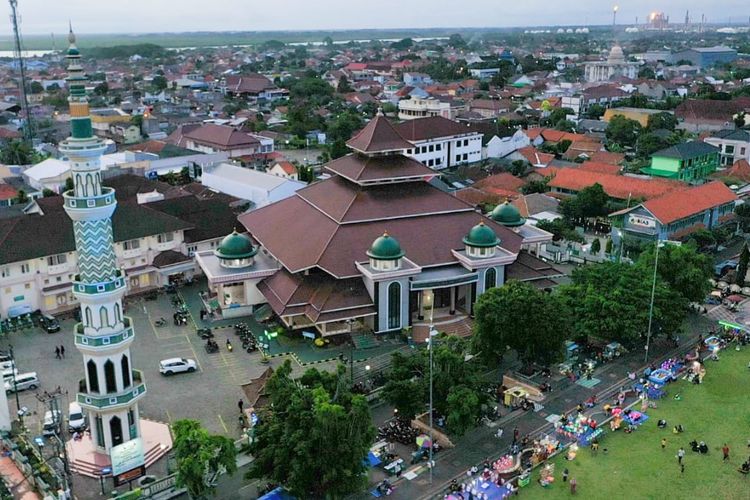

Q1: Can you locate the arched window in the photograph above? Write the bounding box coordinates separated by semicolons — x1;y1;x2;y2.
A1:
104;360;117;393
121;355;131;387
110;416;123;447
114;303;122;323
387;282;401;330
87;359;99;393
84;307;93;327
99;306;109;329
485;268;497;291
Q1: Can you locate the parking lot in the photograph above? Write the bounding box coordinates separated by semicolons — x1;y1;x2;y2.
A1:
1;288;283;440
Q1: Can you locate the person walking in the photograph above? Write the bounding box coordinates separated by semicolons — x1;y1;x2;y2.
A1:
562;468;569;482
723;443;730;462
60;345;65;359
54;346;60;359
678;447;685;464
661;438;667;450
680;463;685;474
238;399;244;413
570;477;577;494
512;426;519;443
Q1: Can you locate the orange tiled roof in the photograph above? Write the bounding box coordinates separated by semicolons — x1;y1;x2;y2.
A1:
643;181;737;224
548;168;685;200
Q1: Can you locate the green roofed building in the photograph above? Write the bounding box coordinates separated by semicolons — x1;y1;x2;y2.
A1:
641;141;720;182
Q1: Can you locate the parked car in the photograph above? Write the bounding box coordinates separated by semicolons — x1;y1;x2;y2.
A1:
38;314;61;333
2;367;18;383
4;372;39;393
68;402;86;433
159;358;197;376
42;410;61;436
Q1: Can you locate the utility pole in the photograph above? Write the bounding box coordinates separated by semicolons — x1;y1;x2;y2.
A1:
8;0;34;146
37;389;73;499
644;240;662;364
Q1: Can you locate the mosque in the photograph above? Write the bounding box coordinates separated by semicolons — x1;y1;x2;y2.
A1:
584;44;640;82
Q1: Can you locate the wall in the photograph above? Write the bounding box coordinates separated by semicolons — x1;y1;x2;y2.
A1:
649;156;681;176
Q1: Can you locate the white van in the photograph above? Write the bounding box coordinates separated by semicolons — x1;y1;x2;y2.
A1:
4;372;39;393
68;402;86;433
42;410;61;436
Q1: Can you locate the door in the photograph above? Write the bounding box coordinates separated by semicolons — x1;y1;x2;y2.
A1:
110;416;123;447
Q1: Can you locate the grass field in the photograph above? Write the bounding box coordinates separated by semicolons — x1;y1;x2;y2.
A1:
524;347;750;500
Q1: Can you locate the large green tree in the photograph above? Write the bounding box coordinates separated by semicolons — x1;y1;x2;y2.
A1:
647;112;677;131
172;419;237;499
0;140;34;165
248;361;375;498
559;261;686;347
605;115;642;148
736;243;749;286
560;183;610;221
636;242;712;303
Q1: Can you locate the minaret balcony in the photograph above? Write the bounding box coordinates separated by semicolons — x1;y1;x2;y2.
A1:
74;317;135;352
77;370;146;411
72;270;127;304
63;188;117;221
59;137;108;158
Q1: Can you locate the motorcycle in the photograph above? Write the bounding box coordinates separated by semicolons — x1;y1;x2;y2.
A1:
205;340;219;354
226;339;233;352
154;318;167;327
197;328;214;339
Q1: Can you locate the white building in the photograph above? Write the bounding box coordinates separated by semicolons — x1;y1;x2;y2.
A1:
394;116;483;169
486;130;531;159
398;97;452;121
201;163;306;207
584;45;639;83
704;129;750;166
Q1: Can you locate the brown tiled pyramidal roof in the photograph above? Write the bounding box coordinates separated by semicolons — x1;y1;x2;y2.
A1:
346;112;413;153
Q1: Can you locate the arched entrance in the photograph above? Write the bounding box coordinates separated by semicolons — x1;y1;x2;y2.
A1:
110;416;123;447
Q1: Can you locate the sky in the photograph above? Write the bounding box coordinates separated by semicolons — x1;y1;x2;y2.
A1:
2;0;749;36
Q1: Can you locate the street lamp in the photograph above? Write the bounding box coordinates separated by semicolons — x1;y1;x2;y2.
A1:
644;239;664;363
426;327;438;484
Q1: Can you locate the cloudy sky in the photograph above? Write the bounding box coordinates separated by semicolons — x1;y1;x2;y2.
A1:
3;0;749;35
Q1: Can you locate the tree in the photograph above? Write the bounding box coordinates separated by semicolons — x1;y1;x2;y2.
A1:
130;114;144;129
152;75;168;91
737;243;749;286
647;112;677;131
536;218;585;243
605;115;642;148
29;81;44;94
637;242;712;303
248;361;375;498
391;38;414;50
638;67;656;80
172;419;237;499
42;188;56;197
521;179;549;194
445;386;480;436
590;238;601;254
447;34;467;49
382;378;424;419
735;112;747;129
635;133;670;158
93;81;109;96
585;104;606;119
560;183;609;221
555;120;576;132
322;36;334;47
336;75;353;93
0;140;34;165
64;177;74;192
685;227;716;249
14;190;28;204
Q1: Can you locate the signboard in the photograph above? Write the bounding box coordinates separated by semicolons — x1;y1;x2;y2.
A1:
110;438;145;486
628;215;656;229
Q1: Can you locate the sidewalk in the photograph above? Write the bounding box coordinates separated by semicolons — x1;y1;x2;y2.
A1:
369;312;713;500
0;456;40;500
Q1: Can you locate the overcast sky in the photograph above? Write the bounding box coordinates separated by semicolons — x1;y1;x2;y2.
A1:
3;0;749;35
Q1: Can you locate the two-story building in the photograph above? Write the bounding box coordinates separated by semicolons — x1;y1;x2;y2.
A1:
703;129;750;167
642;142;720;182
221;74;287;102
394;116;483;169
0;175;238;317
610;181;737;242
398;97;452;121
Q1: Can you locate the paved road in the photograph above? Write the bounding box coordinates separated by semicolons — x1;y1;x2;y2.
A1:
365;311;715;500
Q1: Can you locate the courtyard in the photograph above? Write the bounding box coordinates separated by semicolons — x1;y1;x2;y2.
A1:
521;346;750;500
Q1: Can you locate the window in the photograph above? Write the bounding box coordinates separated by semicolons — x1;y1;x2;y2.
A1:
47;254;67;266
20;264;29;274
428;145;434;153
87;359;99;393
463;139;469;147
485;268;497;290
95;416;104;448
456;154;461;163
24;284;30;289
187;245;198;256
0;267;8;278
463;153;468;161
436;144;442;151
387;282;401;330
725;145;735;154
121;355;131;387
741;147;747;156
122;239;140;250
157;233;174;244
104;360;116;393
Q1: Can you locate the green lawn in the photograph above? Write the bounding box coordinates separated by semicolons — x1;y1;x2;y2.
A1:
524;347;750;500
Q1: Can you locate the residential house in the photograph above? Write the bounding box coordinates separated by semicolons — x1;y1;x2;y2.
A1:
221;74;286;102
403;73;434;87
548;168;685;201
486;130;531;159
603;108;672;128
394;116;483;169
167;123;273;159
398;96;452;120
611;181;737;242
703;129;750;166
642;142;720;181
675;98;750;133
469;99;512;119
268;161;299;181
507;146;555;168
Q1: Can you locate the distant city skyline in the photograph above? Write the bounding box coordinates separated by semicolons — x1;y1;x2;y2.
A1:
1;0;749;36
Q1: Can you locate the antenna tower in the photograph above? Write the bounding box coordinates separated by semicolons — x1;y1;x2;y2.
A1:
8;0;33;145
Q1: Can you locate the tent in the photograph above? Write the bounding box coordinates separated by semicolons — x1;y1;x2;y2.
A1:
259;487;295;500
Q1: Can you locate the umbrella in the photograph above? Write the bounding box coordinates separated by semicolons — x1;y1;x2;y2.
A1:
416;434;432;448
731;284;742;293
718;281;729;290
742;287;750;296
725;294;744;303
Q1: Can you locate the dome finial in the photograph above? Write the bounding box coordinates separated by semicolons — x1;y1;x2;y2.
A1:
376;107;384;117
68;21;76;44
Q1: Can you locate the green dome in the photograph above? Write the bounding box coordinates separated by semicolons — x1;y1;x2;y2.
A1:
214;230;257;259
367;232;405;260
67;47;80;56
463;221;500;248
491;202;526;227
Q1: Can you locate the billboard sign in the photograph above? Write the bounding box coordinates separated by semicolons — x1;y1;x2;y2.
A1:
110;438;146;486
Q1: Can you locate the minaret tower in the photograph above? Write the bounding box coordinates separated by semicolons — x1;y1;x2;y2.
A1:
60;26;146;453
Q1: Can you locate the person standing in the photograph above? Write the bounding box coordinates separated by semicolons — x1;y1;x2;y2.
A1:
562;468;569;482
512;426;519;444
723;443;730;462
54;346;60;359
570;477;577;494
661;438;667;450
678;447;685;464
60;345;65;359
238;399;244;413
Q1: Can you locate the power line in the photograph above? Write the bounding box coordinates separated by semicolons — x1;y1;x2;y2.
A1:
8;0;34;146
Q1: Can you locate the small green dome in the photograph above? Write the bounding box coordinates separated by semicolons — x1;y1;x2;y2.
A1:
67;47;80;56
491;202;526;227
367;231;405;260
463;221;500;248
214;230;257;259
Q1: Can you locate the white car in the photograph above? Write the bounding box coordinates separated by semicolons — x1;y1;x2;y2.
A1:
159;358;197;376
43;410;61;436
68;402;86;433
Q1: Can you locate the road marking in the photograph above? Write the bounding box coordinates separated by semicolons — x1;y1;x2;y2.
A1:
217;414;229;433
165;409;173;422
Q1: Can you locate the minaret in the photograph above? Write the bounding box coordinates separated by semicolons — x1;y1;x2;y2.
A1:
60;26;146;453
